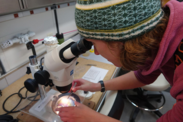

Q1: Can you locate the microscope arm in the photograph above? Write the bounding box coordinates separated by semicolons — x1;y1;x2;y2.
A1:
35;38;92;93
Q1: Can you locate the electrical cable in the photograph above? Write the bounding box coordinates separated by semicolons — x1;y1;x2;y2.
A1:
2;86;39;115
39;57;44;71
1;50;49;116
25;90;39;101
2;93;23;114
35;29;78;42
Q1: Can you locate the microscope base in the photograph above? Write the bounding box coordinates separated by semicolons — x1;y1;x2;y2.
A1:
29;89;62;122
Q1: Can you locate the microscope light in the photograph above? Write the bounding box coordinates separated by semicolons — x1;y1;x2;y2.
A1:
56;96;76;107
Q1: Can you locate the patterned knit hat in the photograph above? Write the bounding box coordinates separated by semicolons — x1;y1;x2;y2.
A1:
75;0;164;41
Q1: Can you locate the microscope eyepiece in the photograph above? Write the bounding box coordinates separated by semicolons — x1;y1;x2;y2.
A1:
70;38;93;57
59;38;93;63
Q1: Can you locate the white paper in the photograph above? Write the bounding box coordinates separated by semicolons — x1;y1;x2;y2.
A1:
82;66;108;83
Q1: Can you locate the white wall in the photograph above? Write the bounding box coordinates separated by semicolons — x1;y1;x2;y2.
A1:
0;4;77;90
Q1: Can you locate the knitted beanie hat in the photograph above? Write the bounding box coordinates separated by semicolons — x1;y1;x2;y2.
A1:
75;0;164;41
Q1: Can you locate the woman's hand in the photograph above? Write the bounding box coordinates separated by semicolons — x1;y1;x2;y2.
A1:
57;102;98;122
57;102;121;122
71;79;100;92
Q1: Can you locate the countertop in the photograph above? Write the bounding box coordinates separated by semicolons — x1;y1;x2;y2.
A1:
0;57;116;121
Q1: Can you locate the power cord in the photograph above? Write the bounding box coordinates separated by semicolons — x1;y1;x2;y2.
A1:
1;57;49;121
2;86;39;115
39;57;44;71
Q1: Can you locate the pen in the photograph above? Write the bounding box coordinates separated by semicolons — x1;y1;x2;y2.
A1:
86;64;96;66
67;82;77;99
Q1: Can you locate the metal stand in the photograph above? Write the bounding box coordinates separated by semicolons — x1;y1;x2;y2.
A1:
126;88;164;122
51;4;60;35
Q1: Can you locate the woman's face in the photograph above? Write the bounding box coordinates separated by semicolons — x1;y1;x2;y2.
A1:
86;39;122;67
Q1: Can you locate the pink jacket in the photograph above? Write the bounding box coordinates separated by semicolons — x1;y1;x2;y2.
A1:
134;0;183;121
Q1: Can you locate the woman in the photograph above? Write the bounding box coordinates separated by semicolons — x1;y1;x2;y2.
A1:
57;0;183;122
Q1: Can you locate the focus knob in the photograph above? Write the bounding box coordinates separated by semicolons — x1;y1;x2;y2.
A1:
24;78;38;93
34;70;50;85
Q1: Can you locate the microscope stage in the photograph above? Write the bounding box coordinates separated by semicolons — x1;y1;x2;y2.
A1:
29;89;62;122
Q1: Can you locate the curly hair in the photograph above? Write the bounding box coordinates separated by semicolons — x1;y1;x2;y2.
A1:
107;7;170;71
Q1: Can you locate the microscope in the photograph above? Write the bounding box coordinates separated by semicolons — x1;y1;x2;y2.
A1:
24;37;92;122
25;37;92;92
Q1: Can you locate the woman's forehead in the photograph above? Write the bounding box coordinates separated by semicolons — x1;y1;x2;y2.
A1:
86;38;100;41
